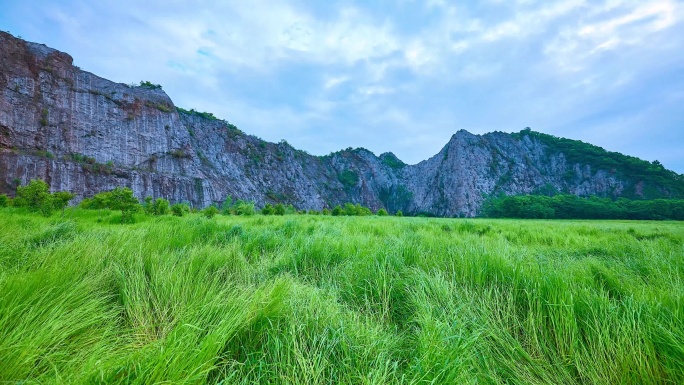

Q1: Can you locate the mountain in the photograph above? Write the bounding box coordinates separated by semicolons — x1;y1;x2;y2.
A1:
1;32;683;216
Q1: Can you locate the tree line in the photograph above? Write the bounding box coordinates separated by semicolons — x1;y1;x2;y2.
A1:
1;179;402;223
481;194;684;220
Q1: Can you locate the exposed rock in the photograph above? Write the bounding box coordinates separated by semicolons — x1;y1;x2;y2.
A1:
1;32;682;216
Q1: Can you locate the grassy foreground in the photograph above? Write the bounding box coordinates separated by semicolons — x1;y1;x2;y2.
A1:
0;209;682;384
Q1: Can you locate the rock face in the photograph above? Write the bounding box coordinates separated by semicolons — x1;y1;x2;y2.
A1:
1;32;682;216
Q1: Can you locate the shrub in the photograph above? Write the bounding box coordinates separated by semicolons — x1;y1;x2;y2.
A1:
261;204;275;215
40;108;48;126
274;203;286;216
203;205;219;219
332;205;343;216
171;203;190;217
0;194;8;207
338;170;359;188
221;196;234;215
107;187;140;223
52;191;75;215
15;179;53;216
153;198;170;215
138;80;162;90
234;200;255;216
395;210;403;217
377;208;388;216
143;196;154;215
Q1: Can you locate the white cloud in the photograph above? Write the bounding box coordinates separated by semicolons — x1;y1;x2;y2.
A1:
545;0;684;72
324;76;349;89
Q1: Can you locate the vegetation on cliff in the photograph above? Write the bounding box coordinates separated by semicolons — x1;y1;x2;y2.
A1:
514;128;684;198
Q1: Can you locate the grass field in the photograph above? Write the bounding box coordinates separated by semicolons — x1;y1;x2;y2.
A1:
1;208;682;384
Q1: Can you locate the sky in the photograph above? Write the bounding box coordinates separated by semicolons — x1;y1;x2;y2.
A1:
1;0;683;173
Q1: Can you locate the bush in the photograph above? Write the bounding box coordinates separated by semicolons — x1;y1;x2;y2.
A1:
221;196;234;215
203;205;219;219
52;191;75;215
0;194;9;207
376;208;388;216
234;200;255;216
152;198;170;215
171;203;190;217
143;196;154;215
15;179;53;216
395;210;403;217
261;204;275;215
274;203;286;216
107;187;141;223
332;205;343;216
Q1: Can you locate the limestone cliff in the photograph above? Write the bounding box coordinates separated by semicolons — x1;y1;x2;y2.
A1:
1;32;682;216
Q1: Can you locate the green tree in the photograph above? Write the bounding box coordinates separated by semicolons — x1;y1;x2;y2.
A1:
274;203;286;216
395;210;403;217
52;191;75;215
376;208;388;216
332;205;343;216
107;187;140;223
15;179;53;216
0;194;9;207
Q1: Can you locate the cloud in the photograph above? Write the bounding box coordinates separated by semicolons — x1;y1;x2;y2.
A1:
545;0;684;72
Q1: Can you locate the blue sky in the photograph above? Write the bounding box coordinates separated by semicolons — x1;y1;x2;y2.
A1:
2;0;683;172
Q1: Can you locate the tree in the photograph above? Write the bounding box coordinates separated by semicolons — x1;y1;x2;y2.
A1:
274;203;285;216
52;191;75;215
332;205;343;216
107;187;140;223
376;208;388;216
15;179;53;216
395;210;403;217
0;194;9;207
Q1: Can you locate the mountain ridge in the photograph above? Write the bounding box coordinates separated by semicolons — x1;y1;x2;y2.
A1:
1;31;682;216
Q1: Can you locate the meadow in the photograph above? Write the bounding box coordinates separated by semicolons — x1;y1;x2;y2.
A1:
0;208;682;384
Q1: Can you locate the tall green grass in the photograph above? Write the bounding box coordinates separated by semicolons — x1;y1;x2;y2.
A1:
1;208;682;384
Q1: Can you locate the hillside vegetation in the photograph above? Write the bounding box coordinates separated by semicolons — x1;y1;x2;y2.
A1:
482;194;684;220
1;208;683;384
514;128;684;198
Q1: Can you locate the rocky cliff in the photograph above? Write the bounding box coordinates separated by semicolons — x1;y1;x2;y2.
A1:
1;32;682;216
